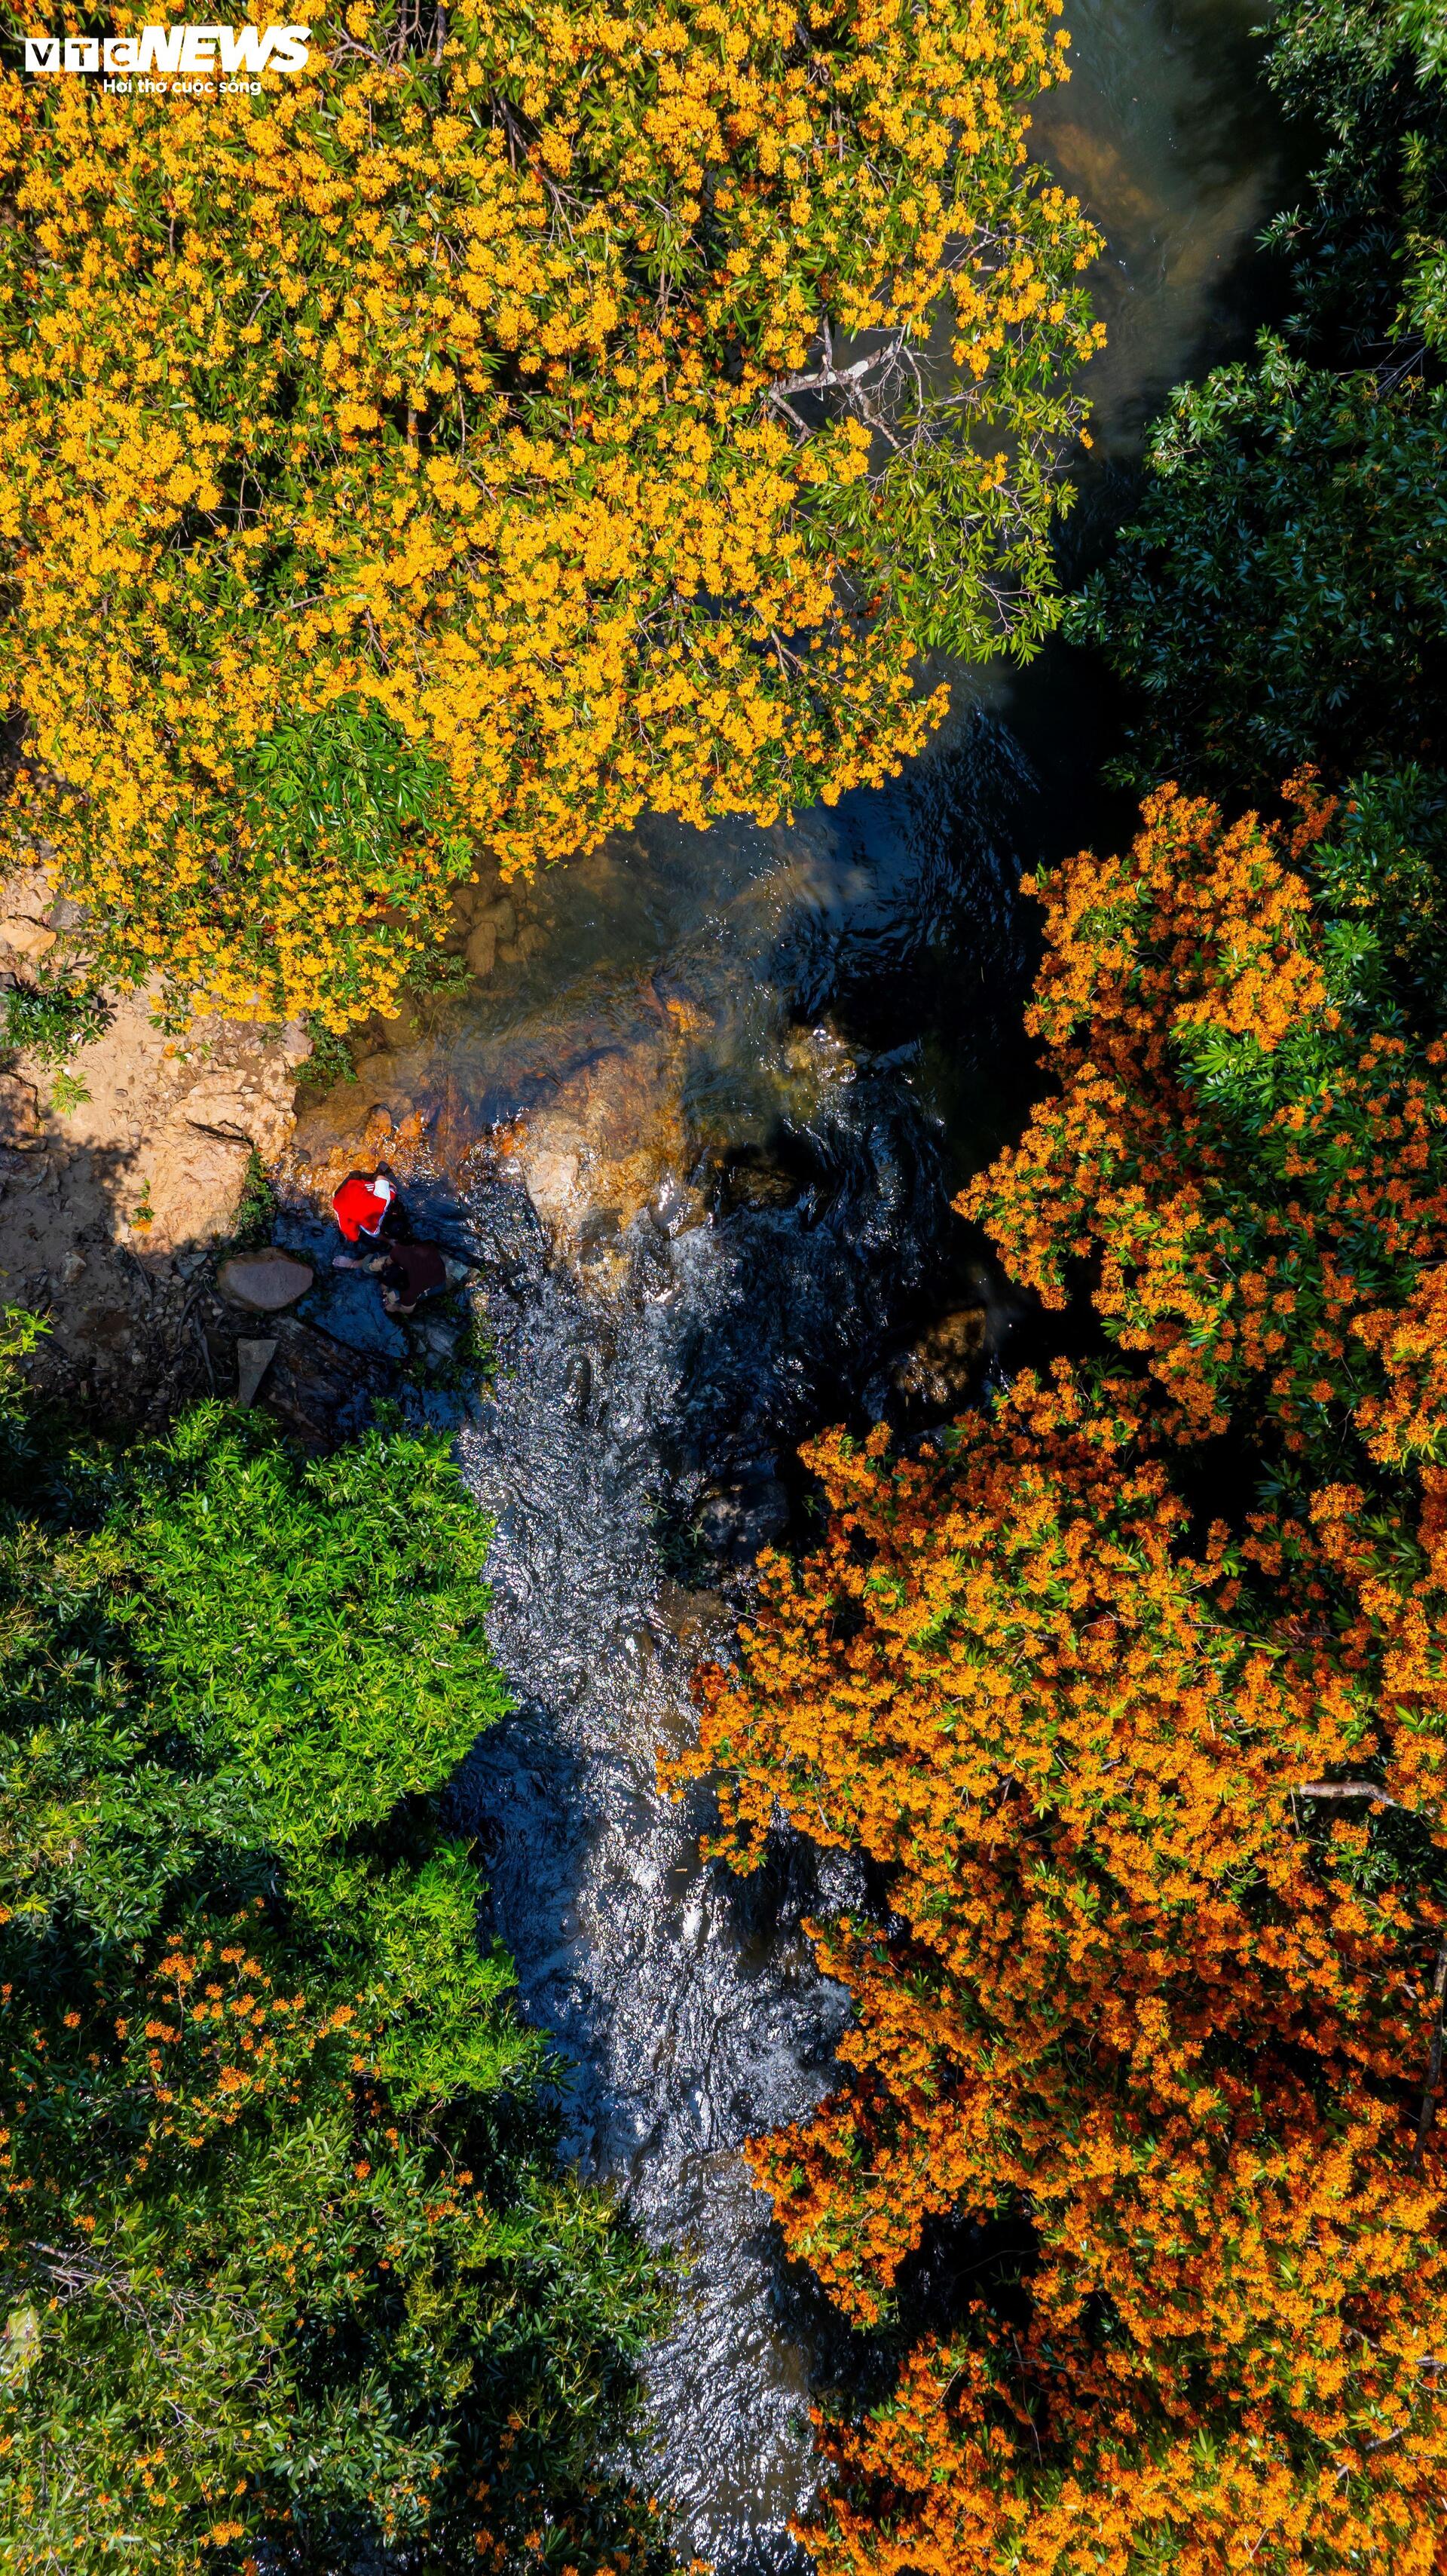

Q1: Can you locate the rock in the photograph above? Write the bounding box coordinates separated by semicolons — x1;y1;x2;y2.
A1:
0;944;308;1417
512;1027;696;1281
0;1074;41;1147
650;1171;700;1238
234;1337;279;1407
713;1147;804;1214
139;1129;254;1254
78;1300;134;1352
465;917;498;979
697;1469;791;1564
216;1251;315;1313
260;1313;395;1450
418;1319;459;1358
181;1072;293;1160
892;1306;987;1410
0;918;56;960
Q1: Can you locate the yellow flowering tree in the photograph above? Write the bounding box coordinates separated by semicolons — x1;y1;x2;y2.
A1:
0;0;1100;1026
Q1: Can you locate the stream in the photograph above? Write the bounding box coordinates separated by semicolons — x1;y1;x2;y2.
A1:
294;5;1298;2561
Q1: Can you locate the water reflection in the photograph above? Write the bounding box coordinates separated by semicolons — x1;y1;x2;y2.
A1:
1033;0;1293;454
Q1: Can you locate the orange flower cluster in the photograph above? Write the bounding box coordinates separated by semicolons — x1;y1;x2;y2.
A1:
964;780;1447;1459
675;781;1447;2574
675;1376;1447;2570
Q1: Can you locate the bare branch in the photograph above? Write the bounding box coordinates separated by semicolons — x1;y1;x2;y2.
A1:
769;333;910;403
1292;1781;1415;1812
1413;1934;1447;2176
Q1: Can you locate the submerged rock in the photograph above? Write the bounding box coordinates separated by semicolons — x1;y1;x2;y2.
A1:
892;1303;987;1410
696;1468;791;1564
503;1019;705;1283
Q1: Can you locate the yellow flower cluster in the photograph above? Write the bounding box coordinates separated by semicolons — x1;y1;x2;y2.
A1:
0;0;1100;1025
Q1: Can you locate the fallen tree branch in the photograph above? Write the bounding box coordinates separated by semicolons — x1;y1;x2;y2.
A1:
1292;1780;1413;1812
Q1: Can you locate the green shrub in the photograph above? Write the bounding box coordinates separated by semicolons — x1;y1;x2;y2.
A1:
1068;347;1447;790
299;1018;355;1089
2;973;110;1065
1070;0;1447;797
227;1147;277;1248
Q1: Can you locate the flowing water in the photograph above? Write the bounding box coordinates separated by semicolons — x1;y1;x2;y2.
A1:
301;8;1299;2559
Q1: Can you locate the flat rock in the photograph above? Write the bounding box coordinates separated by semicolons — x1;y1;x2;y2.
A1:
217;1251;315;1313
234;1337;279;1407
0;917;57;959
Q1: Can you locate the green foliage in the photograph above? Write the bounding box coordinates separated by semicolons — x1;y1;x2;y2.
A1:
227;1148;277;1248
1072;0;1447;797
1069;342;1447;789
0;1309;42;1443
244;699;473;905
1261;0;1447;357
1311;764;1447;1012
1265;0;1447;116
1;974;110;1067
0;1354;674;2574
299;1019;356;1090
110;1408;509;1874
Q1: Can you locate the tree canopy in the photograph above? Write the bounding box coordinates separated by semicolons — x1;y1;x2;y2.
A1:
0;0;1100;1028
675;775;1447;2575
675;7;1447;2568
0;1339;671;2574
1069;0;1447;795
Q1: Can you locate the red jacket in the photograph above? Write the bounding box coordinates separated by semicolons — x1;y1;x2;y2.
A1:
332;1171;395;1242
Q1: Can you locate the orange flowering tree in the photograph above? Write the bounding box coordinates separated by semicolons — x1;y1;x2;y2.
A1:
0;0;1100;1027
673;780;1447;2573
963;776;1447;1465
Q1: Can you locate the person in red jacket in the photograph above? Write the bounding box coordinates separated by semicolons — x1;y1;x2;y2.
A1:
330;1169;399;1265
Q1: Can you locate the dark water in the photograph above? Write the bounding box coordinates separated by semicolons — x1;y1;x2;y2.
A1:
325;8;1297;2561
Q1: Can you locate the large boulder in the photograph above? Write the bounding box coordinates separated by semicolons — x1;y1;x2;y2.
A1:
0;917;57;960
504;1017;704;1278
217;1251;315;1313
141;1129;255;1252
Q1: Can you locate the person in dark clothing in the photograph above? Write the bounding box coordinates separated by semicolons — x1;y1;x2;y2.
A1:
366;1239;449;1319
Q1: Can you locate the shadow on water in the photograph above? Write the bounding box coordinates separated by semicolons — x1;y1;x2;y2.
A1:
314;3;1305;2560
